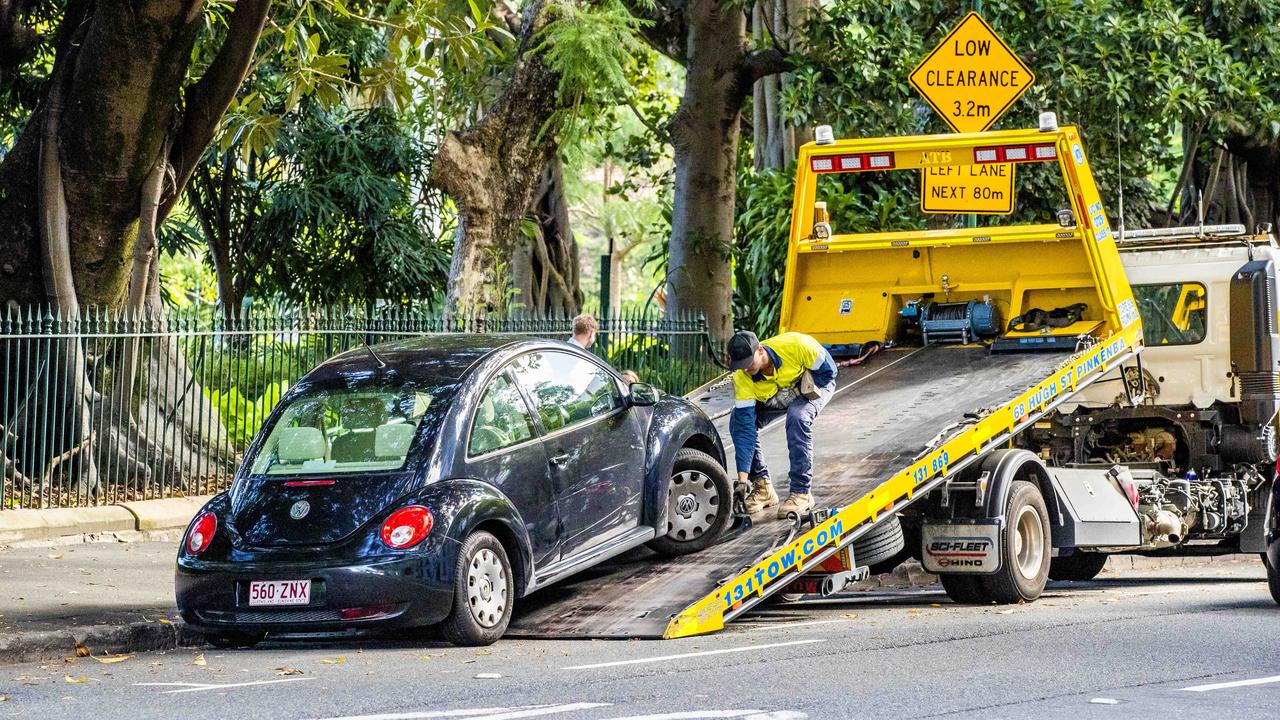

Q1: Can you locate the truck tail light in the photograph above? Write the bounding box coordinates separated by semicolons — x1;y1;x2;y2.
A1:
380;506;433;549
186;511;217;555
974;142;1057;164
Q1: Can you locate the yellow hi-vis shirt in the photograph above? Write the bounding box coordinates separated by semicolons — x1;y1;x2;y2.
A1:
732;332;829;405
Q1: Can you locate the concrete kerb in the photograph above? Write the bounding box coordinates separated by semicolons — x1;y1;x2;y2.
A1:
0;495;212;546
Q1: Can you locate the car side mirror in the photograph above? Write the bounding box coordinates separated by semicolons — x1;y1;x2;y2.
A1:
628;382;659;407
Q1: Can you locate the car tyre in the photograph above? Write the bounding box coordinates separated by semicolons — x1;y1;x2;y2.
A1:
205;630;266;649
647;448;732;557
441;531;514;647
1048;551;1109;582
979;480;1051;603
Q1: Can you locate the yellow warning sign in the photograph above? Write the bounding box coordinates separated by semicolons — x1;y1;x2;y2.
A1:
909;13;1035;133
921;162;1015;214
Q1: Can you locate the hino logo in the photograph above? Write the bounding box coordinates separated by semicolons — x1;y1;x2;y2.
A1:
289;500;311;520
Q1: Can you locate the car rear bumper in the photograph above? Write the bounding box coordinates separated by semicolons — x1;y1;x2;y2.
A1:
175;554;455;634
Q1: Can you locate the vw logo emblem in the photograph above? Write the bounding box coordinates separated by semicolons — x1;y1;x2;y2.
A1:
289;500;311;520
676;494;697;516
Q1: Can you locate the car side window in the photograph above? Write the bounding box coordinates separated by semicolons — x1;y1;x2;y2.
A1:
511;351;623;433
469;373;536;457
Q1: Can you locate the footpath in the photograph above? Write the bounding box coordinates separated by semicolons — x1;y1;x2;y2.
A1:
0;498;1262;665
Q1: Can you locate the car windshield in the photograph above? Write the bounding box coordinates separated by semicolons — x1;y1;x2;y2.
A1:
247;379;455;476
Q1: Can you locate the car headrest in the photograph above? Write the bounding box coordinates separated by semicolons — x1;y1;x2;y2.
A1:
342;397;386;430
275;427;326;463
375;423;415;459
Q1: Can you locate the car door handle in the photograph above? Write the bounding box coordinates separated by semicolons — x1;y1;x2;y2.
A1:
550;453;570;466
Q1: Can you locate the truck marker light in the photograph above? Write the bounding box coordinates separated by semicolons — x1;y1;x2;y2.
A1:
811;157;834;172
839;156;862;171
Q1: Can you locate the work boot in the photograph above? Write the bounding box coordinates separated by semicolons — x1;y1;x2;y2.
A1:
777;492;815;519
742;475;779;514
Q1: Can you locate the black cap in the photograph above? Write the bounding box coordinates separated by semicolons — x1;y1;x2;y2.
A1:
727;330;760;371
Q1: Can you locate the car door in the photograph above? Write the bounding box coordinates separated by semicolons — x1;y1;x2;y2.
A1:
511;350;647;557
463;370;561;570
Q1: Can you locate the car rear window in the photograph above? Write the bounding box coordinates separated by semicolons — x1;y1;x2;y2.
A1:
247;381;454;476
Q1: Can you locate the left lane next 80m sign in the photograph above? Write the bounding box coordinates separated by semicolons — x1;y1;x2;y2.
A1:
909;12;1035;134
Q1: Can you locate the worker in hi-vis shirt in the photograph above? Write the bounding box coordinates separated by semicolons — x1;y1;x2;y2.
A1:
727;330;837;518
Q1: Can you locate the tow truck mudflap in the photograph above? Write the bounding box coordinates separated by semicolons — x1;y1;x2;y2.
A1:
921;519;1003;574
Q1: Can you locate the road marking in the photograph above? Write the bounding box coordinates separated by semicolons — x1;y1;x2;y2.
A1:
596;707;803;712
738;619;845;632
313;704;612;720
1180;674;1280;692
135;677;315;694
562;639;826;670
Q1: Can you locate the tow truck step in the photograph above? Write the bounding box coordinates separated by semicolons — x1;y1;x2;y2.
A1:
506;345;1072;639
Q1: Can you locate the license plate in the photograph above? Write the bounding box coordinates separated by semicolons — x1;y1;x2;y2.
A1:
248;579;311;606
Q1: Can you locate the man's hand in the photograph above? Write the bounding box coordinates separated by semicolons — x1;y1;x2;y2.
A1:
738;471;750;483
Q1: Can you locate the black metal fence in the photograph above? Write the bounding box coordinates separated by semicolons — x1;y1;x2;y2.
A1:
0;305;723;510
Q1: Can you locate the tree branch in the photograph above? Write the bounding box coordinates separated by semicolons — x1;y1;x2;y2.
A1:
160;0;270;221
742;47;790;84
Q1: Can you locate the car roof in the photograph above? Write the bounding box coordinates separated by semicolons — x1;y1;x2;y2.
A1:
306;333;578;385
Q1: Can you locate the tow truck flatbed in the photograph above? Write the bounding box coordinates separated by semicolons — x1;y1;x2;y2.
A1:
508;344;1080;638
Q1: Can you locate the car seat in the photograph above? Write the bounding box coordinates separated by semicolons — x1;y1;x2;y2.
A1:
331;398;386;462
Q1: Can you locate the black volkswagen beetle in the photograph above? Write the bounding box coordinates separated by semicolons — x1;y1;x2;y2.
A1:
176;336;731;646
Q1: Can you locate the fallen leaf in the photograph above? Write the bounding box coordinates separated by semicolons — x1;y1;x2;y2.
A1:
996;609;1016;615
461;659;477;664
274;666;303;676
94;654;132;664
418;655;432;661
192;654;207;666
842;613;858;619
930;603;942;608
0;695;9;701
48;554;63;560
320;656;346;665
157;618;171;624
63;675;90;684
74;644;90;658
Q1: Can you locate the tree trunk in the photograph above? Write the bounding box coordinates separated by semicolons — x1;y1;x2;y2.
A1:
750;0;816;171
665;0;749;343
430;0;579;320
513;158;583;315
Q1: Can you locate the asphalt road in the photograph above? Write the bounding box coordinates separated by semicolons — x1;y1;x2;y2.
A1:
1;558;1276;720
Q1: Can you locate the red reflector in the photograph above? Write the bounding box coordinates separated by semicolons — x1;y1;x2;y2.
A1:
380;505;433;549
186;511;217;555
974;142;1057;164
340;603;398;621
283;480;336;487
810;151;896;173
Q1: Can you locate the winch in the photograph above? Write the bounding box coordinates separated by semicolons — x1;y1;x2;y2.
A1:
902;299;1001;345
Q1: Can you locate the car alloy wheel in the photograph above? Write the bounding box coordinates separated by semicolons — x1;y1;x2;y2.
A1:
667;469;719;541
466;548;508;629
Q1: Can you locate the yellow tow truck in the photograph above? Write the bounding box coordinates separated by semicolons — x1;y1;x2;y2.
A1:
506;123;1277;640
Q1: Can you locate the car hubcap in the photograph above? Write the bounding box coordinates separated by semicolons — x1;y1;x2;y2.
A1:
666;470;719;541
1013;505;1045;580
466;548;507;628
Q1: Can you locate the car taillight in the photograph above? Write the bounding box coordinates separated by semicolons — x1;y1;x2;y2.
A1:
380;506;433;549
187;511;217;555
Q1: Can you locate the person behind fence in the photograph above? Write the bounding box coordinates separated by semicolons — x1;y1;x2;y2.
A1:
568;314;598;350
728;330;837;518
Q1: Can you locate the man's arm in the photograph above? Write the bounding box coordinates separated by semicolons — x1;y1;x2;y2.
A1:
729;400;757;482
808;347;837;388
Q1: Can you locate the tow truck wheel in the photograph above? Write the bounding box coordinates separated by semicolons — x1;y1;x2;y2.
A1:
940;573;986;604
1048;552;1109;582
647;448;732;557
1266;554;1280;606
980;480;1051;603
441;530;513;647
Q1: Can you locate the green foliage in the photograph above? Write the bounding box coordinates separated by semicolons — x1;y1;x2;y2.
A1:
207;380;290;451
538;0;652;143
